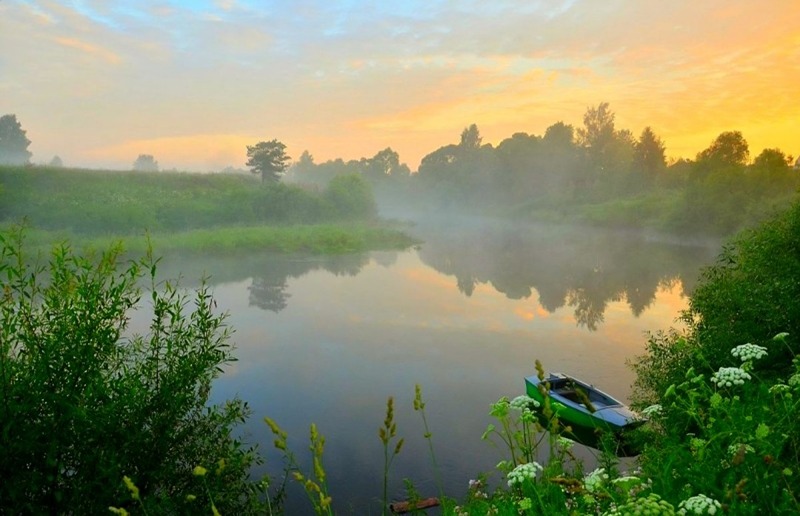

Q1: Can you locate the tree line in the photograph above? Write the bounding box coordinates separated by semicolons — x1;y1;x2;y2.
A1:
4;104;798;235
285;102;799;235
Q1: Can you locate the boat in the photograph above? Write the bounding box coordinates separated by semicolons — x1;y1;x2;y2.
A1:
525;372;645;456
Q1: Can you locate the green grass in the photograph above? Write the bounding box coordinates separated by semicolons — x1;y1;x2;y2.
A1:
2;223;418;256
0;165;416;255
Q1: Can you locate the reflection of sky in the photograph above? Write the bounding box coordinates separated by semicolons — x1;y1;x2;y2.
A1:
199;250;689;512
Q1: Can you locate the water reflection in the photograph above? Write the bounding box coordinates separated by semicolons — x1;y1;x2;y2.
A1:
414;222;718;330
158;223;717;329
156;252;372;313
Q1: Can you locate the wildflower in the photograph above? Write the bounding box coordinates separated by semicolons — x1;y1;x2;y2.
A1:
641;404;663;418
727;443;754;456
489;397;510;418
193;465;208;477
557;436;574;450
603;493;675;515
731;343;768;362
611;475;642;487
583;467;609;493
678;494;722;515
710;367;751;387
185;494;197;502
518;497;533;511
788;374;800;388
109;507;130;516
507;462;543;487
468;478;488;499
510;395;540;410
769;383;790;394
690;438;706;453
773;332;789;341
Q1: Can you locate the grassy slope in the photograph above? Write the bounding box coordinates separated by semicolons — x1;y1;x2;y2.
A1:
0;166;417;254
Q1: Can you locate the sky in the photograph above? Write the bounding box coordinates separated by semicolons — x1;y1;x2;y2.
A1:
1;0;799;172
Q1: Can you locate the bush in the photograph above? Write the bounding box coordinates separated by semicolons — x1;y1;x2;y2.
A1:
0;229;267;513
323;174;377;220
633;198;800;405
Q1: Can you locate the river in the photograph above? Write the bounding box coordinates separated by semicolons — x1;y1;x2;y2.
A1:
150;220;720;514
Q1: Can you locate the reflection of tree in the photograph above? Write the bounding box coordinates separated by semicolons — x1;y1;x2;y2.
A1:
246;253;372;313
156;251;378;314
416;223;717;330
248;276;291;313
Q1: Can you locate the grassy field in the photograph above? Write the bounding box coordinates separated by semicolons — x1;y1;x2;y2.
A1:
0;165;417;254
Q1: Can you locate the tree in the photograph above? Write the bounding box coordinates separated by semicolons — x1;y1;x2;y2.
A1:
289;150;316;182
543;121;575;148
459;123;482;150
49;155;64;168
576;103;635;194
363;148;410;181
246;140;291;183
0;114;33;165
577;102;616;154
752;148;790;170
696;131;749;166
133;154;159;172
634;126;667;178
323;174;377;219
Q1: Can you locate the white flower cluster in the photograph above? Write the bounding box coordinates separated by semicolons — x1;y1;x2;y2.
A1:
769;383;790;394
583;467;609;493
603;493;674;516
711;367;751;387
557;436;574;450
506;462;542;487
788;374;800;387
509;395;540;411
727;443;754;457
731;343;768;362
678;494;722;515
641;404;663;418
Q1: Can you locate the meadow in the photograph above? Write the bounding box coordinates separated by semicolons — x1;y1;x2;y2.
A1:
0;165;416;254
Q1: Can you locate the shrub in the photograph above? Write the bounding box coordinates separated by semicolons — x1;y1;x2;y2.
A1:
0;229;267;513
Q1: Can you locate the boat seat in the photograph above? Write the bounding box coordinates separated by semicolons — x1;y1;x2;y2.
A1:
554;388;582;403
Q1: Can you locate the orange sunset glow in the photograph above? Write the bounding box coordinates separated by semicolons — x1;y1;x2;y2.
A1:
2;1;798;171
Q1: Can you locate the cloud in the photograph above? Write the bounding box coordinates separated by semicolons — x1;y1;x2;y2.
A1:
3;0;799;170
53;36;121;64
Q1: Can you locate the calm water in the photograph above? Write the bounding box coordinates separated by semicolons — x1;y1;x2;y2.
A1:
150;221;719;514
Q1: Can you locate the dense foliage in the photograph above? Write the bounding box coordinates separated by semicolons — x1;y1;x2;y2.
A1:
0;114;32;166
0;167;378;234
0;229;268;513
288;103;798;236
632;197;800;403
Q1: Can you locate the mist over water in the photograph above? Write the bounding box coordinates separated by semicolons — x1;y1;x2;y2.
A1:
137;220;719;513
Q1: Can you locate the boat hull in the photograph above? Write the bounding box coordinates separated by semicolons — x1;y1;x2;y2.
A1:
525;373;644;456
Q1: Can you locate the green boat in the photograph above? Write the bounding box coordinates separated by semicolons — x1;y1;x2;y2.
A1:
525;372;645;456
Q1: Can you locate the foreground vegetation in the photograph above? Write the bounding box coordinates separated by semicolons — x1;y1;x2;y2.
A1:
0;228;268;513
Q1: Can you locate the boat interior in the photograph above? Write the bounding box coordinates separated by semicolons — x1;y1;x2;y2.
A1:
549;378;620;409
